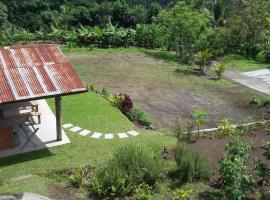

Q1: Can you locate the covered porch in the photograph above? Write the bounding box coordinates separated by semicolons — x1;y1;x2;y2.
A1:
0;99;70;158
0;44;87;158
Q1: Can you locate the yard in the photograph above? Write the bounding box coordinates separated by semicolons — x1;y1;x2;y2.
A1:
1;47;270;199
66;47;268;129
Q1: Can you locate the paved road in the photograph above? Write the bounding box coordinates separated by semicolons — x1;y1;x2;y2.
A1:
224;68;270;95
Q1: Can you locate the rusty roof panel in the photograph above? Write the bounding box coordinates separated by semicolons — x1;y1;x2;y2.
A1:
0;44;86;104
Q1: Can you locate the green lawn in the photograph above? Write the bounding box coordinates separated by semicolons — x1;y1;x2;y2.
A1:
0;91;176;197
48;92;134;133
224;54;269;72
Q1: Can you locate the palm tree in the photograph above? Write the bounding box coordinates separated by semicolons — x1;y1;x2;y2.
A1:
195;50;213;74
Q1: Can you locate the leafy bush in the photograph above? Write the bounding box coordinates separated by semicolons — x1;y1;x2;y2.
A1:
134;183;153;200
263;97;270;107
90;145;162;197
172;186;192;200
249;96;262;105
191;109;208;134
217;118;236;136
175;143;210;183
100;87;110;99
215;63;226;79
195;50;212;74
218;137;253;200
254;160;270;182
108;94;125;109
127;108;151;127
121;94;133;114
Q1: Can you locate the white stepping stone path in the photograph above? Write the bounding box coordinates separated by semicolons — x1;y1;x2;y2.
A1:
91;132;103;139
63;124;73;129
118;133;129;138
63;123;140;140
70;126;82;132
79;129;91;136
105;134;114;139
127;130;139;136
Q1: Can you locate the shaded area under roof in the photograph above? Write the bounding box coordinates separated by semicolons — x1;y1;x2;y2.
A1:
0;44;87;104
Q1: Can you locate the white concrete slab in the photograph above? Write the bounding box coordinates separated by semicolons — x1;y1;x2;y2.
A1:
127;130;139;136
118;133;128;138
79;129;91;136
22;193;51;200
91;132;102;139
257;75;270;82
63;124;73;129
104;133;113;139
0;100;70;158
243;69;270;77
69;126;82;132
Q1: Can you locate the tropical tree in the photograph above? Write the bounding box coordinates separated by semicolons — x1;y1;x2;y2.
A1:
159;2;211;64
191;109;208;135
195;50;212;74
215;63;226;79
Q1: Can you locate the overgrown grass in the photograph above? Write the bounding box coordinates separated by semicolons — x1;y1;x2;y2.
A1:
224;54;269;72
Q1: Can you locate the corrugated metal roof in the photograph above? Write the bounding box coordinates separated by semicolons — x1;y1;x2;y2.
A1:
0;44;87;104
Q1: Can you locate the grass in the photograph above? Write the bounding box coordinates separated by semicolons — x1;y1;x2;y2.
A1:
224;54;269;72
47;92;134;133
0;90;176;196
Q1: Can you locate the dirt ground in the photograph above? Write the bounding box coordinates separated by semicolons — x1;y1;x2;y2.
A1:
67;50;269;129
186;131;270;172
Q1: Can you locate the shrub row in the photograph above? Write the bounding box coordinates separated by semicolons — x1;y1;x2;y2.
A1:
0;23;162;49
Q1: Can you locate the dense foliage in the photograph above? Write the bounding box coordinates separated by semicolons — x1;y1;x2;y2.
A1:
218;137;253;200
90;144;162;197
0;0;269;63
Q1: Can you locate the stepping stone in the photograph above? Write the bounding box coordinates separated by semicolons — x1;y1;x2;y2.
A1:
79;129;91;136
105;134;114;139
118;133;128;139
70;126;82;132
63;124;73;129
91;132;102;139
127;130;139;136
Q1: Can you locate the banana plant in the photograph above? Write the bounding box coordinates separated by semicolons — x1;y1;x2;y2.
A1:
49;26;64;43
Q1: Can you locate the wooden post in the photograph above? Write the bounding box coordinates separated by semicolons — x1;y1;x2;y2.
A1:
55;96;62;141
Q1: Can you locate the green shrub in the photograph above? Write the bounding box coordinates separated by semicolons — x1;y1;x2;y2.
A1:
127;108;151;127
175;143;210;183
256;51;266;63
172;186;192;200
134;183;153;200
254;160;270;182
249;96;262;105
100;87;110;99
191;109;208;135
215;63;226;79
90;145;162;197
108;94;124;109
218;137;253;200
217;118;236;136
263;97;270;107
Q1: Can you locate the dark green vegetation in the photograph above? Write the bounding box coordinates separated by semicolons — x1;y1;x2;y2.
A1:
1;0;270;64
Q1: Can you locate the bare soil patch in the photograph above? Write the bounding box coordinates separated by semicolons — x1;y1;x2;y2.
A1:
68;50;268;129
